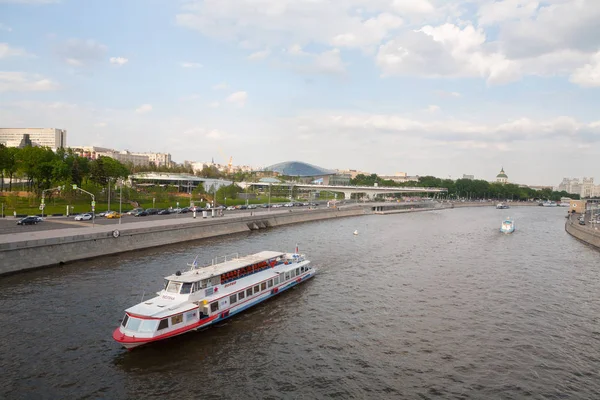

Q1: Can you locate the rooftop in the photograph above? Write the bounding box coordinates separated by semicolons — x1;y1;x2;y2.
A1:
263;161;336;177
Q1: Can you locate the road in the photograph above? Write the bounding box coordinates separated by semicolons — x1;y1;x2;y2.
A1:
0;205;329;235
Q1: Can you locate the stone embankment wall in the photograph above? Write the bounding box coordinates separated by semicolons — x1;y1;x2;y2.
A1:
565;214;600;249
0;207;366;275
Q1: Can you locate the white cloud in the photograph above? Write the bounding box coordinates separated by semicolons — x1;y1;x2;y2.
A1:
208;101;220;108
174;0;600;86
56;38;107;67
109;56;128;66
248;49;270;60
478;0;540;26
376;23;521;84
181;62;203;68
95;122;107;128
0;43;31;58
427;105;440;112
436;90;461;98
135;104;152;114
284;44;309;56
226;91;248;107
0;71;59;92
212;83;228;90
290;111;596;145
570;52;600;87
0;23;12;32
313;49;346;74
391;0;435;15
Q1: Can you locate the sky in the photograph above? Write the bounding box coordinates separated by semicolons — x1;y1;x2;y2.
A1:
1;0;599;186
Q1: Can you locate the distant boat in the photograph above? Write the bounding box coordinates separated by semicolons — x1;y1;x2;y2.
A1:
496;203;509;209
353;230;358;235
500;218;515;234
542;201;557;207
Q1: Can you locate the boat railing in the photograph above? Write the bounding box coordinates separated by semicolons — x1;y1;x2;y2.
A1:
187;252;243;270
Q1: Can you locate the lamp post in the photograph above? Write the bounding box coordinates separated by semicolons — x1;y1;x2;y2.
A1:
72;185;96;227
268;183;271;211
117;179;123;225
107;178;111;213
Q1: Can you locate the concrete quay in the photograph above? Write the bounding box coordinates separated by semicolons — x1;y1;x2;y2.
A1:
0;206;367;276
565;213;600;250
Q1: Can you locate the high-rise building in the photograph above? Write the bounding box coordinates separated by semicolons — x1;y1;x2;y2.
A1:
0;128;67;150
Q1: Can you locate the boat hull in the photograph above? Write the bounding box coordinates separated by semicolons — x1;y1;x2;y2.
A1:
113;268;317;350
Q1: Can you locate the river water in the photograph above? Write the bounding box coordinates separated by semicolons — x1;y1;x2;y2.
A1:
1;206;599;399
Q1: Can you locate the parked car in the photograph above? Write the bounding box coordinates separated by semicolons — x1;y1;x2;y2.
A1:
133;210;149;217
106;211;122;219
179;207;190;214
17;216;41;225
226;206;236;211
74;213;93;221
97;211;108;217
157;209;171;215
145;208;159;215
127;208;143;215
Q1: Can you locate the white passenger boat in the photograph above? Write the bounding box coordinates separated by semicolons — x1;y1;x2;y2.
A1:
500;218;515;234
542;201;557;207
496;203;509;209
113;250;316;349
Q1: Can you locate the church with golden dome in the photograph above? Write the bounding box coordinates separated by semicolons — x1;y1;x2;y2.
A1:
496;167;508;184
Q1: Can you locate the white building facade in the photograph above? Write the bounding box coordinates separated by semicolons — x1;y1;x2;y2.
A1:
558;177;600;197
0;128;67;150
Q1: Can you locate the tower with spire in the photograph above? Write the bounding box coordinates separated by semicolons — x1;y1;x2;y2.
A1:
496;167;508;184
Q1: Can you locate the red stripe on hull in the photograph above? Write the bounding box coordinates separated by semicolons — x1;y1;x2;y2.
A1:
113;314;219;347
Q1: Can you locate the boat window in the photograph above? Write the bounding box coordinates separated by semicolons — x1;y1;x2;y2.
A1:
291;270;296;278
296;268;300;275
171;314;183;325
157;319;169;330
201;279;208;289
210;302;219;313
268;279;273;288
246;288;253;297
238;291;245;300
261;282;266;291
230;294;237;304
254;285;260;294
166;281;182;293
121;314;129;327
185;310;197;322
285;272;290;281
139;319;159;333
211;276;220;286
126;317;142;332
180;282;193;294
274;276;279;285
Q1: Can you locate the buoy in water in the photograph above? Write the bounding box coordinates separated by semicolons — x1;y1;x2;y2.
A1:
353;230;358;235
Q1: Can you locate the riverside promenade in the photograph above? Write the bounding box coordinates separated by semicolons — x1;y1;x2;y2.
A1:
565;212;600;249
0;206;367;276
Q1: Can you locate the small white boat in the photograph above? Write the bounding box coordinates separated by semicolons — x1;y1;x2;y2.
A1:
542;201;557;207
353;230;358;235
113;250;316;349
496;203;509;209
500;218;515;234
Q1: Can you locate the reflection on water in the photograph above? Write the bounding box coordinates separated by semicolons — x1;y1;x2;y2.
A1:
1;207;600;399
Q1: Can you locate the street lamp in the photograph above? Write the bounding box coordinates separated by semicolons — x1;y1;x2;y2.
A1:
72;184;96;227
117;179;123;225
268;183;271;211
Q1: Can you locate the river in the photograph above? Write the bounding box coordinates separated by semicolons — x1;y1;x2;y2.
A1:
1;206;599;399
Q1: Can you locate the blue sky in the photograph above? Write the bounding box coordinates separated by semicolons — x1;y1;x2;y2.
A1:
1;0;600;186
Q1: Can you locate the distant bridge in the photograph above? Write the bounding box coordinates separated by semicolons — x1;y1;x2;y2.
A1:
242;182;448;200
